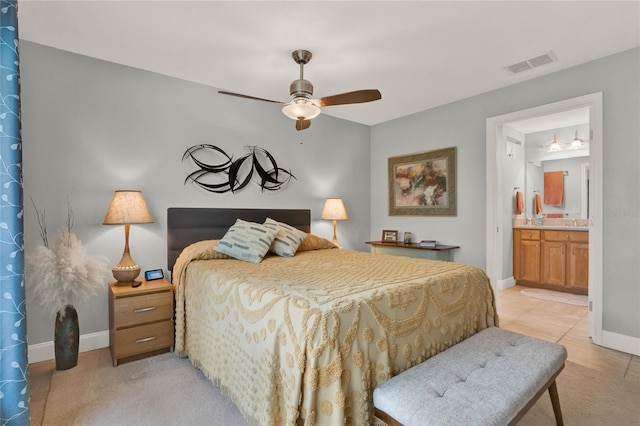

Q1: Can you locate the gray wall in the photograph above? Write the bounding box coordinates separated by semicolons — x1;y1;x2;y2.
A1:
20;40;640;345
20;41;371;345
371;47;640;339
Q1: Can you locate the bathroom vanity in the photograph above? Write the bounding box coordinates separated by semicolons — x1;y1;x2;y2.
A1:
513;222;588;294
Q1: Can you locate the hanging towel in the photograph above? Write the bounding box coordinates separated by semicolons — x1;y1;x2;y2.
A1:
544;213;564;218
544;171;564;206
534;193;543;215
515;191;524;215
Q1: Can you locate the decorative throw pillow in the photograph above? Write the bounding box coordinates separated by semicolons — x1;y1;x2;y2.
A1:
297;233;338;252
214;219;278;263
263;218;308;257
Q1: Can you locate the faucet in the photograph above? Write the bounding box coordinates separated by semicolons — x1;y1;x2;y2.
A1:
572;218;577;227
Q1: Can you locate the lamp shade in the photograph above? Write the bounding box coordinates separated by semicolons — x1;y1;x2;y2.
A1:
321;198;348;221
570;131;584;149
103;190;153;225
547;134;562;152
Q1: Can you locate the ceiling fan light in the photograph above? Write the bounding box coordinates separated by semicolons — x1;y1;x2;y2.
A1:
282;99;321;121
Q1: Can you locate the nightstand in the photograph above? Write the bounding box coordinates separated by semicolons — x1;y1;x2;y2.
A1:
365;241;460;261
108;278;174;366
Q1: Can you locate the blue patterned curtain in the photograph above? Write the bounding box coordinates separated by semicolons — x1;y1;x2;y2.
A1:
0;0;28;424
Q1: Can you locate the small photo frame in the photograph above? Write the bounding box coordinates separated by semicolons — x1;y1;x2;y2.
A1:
382;229;399;242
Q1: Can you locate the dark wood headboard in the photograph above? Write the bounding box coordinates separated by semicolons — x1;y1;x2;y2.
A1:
167;207;311;272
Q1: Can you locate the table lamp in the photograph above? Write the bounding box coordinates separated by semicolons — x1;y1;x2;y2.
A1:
321;198;348;248
103;190;153;285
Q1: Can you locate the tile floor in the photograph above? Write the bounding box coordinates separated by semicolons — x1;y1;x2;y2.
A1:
27;285;640;425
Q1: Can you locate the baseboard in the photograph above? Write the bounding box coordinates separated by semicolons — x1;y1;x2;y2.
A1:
495;276;516;291
28;330;110;364
601;330;640;356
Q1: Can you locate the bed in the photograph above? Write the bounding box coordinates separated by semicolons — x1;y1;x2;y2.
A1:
168;207;498;425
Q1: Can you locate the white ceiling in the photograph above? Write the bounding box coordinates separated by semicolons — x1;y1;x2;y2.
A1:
17;1;640;127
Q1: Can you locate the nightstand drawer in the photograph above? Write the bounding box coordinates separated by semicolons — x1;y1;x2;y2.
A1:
114;291;173;328
113;320;174;358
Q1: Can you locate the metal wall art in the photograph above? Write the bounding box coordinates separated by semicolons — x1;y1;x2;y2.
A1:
183;145;295;193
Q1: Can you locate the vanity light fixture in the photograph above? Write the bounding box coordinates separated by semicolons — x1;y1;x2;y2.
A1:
547;134;562;152
570;131;584;149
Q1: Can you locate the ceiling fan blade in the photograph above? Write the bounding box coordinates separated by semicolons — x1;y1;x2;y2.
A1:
318;89;382;107
296;119;311;131
218;91;286;105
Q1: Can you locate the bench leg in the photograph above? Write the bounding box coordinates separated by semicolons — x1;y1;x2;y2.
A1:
548;380;564;426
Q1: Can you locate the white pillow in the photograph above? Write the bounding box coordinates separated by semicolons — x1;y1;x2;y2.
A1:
263;217;308;257
214;219;278;263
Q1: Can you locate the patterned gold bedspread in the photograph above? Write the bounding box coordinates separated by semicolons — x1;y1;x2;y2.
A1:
173;241;498;425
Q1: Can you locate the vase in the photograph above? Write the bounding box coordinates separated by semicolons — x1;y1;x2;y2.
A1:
54;304;79;370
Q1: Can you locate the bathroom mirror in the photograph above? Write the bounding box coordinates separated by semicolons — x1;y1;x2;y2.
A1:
523;124;590;219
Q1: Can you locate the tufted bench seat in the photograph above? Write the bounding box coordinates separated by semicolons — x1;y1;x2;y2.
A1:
373;327;567;426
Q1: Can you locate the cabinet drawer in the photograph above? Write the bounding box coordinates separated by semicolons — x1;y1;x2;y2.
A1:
114;291;173;328
543;230;589;243
113;320;174;358
519;230;540;240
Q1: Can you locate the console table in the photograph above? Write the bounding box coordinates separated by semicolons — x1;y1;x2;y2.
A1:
365;241;460;261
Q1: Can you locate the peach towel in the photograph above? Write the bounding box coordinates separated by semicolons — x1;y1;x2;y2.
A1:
515;191;524;215
534;193;543;215
544;171;564;206
545;213;564;218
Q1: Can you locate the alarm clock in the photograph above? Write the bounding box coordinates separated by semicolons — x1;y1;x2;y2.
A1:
144;269;164;281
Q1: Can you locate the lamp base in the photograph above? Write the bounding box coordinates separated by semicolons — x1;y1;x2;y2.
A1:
332;220;342;249
112;252;141;284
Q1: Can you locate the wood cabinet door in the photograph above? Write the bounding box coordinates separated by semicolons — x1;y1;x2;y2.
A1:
517;240;540;282
541;241;566;286
567;243;589;290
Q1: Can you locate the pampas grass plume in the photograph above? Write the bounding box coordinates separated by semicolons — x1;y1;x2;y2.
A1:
26;228;110;319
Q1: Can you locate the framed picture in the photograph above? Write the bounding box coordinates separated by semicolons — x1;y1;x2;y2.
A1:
382;229;398;242
388;146;457;216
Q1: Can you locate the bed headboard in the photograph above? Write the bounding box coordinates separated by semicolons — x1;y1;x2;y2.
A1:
167;207;311;272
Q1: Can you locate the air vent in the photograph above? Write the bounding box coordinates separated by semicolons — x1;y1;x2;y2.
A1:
505;51;557;74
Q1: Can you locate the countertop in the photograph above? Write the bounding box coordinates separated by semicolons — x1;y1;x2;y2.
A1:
513;218;588;232
513;225;588;232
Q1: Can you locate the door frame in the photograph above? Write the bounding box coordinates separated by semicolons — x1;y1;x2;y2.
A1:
485;92;603;344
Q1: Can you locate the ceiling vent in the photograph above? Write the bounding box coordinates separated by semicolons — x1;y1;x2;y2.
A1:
505;51;557;74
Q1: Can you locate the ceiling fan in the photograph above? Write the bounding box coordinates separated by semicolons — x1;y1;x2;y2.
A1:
219;50;382;131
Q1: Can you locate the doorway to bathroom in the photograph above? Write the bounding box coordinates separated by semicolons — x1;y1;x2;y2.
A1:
485;92;603;346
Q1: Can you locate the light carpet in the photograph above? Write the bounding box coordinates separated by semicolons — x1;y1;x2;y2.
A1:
42;352;247;425
521;288;588;306
41;351;639;425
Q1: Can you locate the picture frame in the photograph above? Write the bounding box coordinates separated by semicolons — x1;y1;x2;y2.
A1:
382;229;399;242
388;146;457;216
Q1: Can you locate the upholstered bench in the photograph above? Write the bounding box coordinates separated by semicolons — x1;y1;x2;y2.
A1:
373;327;567;426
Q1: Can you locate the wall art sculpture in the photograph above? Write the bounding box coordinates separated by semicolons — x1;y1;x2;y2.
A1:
183;145;295;193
